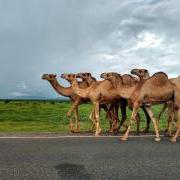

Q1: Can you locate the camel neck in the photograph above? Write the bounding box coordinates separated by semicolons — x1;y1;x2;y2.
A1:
87;78;96;85
49;79;72;97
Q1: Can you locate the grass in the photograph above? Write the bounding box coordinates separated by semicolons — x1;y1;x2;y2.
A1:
0;100;169;133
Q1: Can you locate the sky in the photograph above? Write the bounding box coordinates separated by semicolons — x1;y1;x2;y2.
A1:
0;0;180;98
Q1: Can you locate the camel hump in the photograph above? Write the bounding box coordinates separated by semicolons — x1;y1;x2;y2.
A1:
122;74;134;79
151;72;168;79
149;72;169;86
122;74;138;85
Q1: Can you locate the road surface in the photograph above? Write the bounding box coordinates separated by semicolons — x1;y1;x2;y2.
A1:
0;136;180;180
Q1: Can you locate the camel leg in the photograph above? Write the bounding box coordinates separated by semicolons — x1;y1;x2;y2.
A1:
157;103;167;125
94;102;102;136
117;100;127;132
105;104;114;133
74;106;80;133
141;106;151;133
165;106;174;137
107;111;113;133
136;113;140;134
164;102;174;136
170;110;180;143
89;105;96;132
112;103;119;132
105;103;119;133
66;102;79;132
144;107;160;142
121;105;139;141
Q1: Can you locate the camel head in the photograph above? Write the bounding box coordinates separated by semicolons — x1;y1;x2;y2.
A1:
76;72;92;80
131;69;149;79
42;74;57;81
61;73;76;82
100;72;121;80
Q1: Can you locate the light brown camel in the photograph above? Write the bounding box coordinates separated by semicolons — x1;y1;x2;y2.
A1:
100;72;152;134
101;72;179;142
71;75;122;136
61;73;121;133
131;69;180;136
76;72;125;133
42;74;89;132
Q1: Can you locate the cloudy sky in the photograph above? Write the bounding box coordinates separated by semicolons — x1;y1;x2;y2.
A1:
0;0;180;98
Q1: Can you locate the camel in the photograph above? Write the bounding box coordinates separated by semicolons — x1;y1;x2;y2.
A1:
71;74;122;136
61;73;121;133
76;72;125;133
100;72;152;134
131;69;180;136
101;72;179;142
42;74;89;132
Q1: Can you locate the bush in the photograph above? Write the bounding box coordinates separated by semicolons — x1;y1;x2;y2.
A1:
4;100;10;104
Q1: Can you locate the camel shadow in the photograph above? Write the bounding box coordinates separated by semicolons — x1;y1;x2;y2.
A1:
54;163;93;180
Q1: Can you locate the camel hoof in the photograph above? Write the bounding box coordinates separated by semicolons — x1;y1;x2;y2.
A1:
95;133;100;137
97;128;102;134
170;138;177;143
154;137;161;142
120;136;128;141
89;129;95;133
73;130;80;133
70;130;75;133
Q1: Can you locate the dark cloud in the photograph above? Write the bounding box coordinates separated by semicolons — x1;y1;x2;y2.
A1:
0;0;179;98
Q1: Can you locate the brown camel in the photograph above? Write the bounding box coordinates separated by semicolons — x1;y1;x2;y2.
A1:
101;72;179;142
100;72;152;134
131;69;180;136
61;73;121;133
71;74;122;136
42;74;88;132
76;72;126;133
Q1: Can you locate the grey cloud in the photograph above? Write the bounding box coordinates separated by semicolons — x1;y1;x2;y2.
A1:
0;0;179;98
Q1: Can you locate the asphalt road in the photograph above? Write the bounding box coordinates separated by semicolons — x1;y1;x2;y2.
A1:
0;136;180;180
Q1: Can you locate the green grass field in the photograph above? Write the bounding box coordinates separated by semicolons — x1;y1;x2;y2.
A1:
0;100;169;133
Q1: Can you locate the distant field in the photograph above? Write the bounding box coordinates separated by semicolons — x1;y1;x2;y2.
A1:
0;100;169;133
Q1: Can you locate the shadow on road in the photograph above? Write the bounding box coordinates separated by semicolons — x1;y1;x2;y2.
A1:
55;163;93;180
